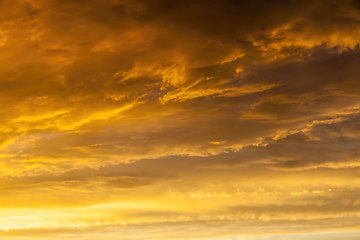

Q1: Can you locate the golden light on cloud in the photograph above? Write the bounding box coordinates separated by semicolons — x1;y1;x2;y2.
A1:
1;0;360;239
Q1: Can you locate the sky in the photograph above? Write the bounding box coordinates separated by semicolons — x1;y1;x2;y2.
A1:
0;0;360;239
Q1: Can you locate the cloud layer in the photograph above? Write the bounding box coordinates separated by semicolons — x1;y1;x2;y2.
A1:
1;0;360;239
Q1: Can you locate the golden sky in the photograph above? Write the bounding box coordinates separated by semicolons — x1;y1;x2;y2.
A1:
1;0;360;239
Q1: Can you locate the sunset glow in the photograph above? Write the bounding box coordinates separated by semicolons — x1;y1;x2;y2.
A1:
1;0;360;239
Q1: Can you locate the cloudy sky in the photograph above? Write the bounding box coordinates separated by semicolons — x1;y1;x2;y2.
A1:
1;0;360;239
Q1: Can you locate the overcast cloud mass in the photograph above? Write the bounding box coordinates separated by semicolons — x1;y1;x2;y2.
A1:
1;0;360;239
